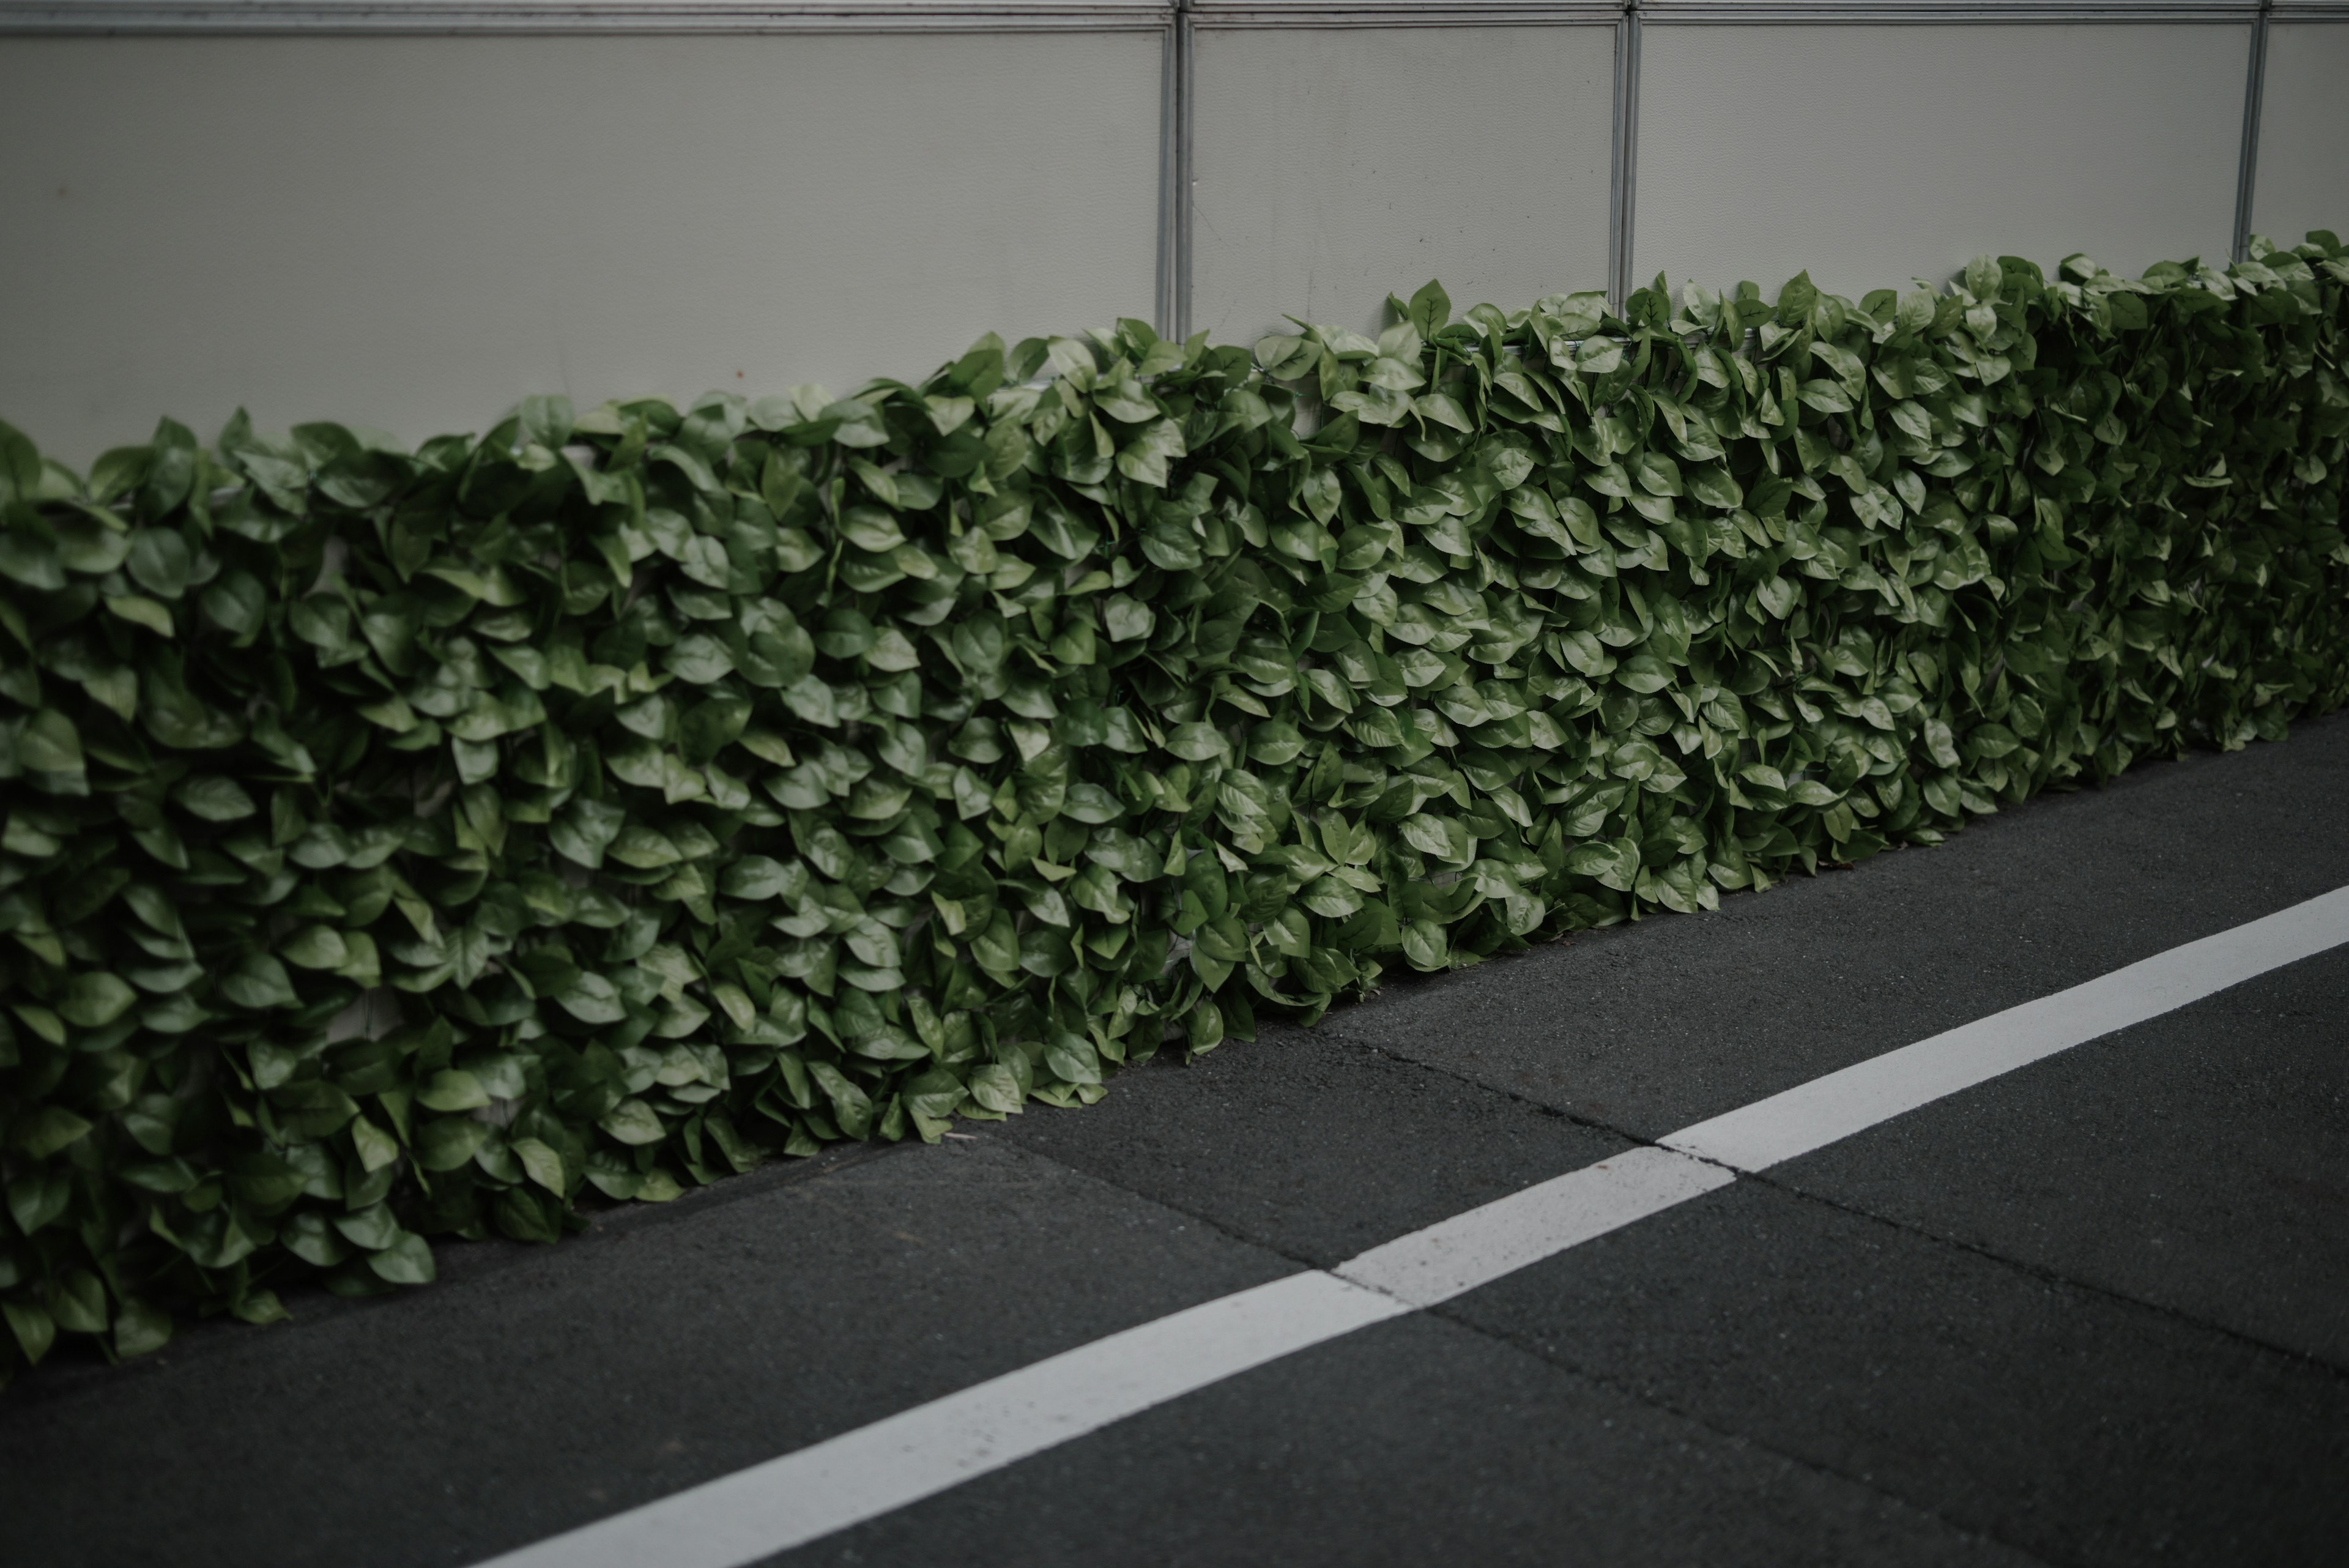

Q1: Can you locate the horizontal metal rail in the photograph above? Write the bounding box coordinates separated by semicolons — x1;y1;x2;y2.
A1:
1186;0;2298;21
1635;2;2262;21
1187;3;1619;23
17;0;2346;31
0;1;1174;33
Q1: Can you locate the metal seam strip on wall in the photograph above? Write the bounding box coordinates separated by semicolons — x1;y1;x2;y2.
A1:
2232;2;2271;261
1609;3;1640;311
1163;2;1194;340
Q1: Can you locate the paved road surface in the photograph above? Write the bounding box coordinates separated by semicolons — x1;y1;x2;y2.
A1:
6;715;2347;1567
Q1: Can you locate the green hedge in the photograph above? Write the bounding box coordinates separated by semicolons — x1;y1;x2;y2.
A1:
5;233;2348;1380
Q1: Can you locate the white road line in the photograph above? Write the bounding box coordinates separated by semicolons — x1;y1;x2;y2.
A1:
1334;1144;1733;1309
475;883;2349;1568
483;1272;1410;1568
1661;885;2349;1172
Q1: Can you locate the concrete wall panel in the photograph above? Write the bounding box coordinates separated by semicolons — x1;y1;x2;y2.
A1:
1188;24;1616;346
1633;23;2249;299
2252;21;2349;251
0;32;1164;466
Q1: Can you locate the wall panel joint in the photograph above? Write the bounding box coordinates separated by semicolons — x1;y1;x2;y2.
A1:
1608;1;1639;311
2232;0;2270;260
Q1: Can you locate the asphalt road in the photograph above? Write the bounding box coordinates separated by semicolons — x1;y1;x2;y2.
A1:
6;715;2348;1567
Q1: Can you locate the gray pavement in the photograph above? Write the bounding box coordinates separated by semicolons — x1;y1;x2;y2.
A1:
6;717;2348;1567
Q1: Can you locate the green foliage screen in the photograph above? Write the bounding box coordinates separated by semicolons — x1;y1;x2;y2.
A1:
5;236;2347;1378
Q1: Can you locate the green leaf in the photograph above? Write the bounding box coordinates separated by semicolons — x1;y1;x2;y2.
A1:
1407;278;1452;336
1614;652;1672;694
902;1068;968;1121
600;1098;667;1145
114;1298;174;1359
415;1117;488;1170
56;972;136;1028
1103;594;1155;642
1400;918;1449;971
1412;393;1472;432
967;1063;1023;1114
841;505;904;553
548;970;625;1027
1687;465;1742;510
719;855;797;901
1042;1031;1102;1086
513;1136;568;1195
17;1107;94;1158
1565;836;1641;891
220;952;299;1010
666;634;734;685
280;924;351;970
3;1299;56;1365
0;419;43;503
366;1232;437;1286
1167;723;1228;762
352;1116;400;1172
173;775;257;820
1574;340;1624;376
272;1080;359;1139
202;571;267;636
418;1069;491;1112
334;1203;402;1250
0;532;64;589
55;518;132;574
1115;418;1189;488
125;528;193;598
10;1005;65;1046
47;1269;108;1335
1799;378;1854;414
18;709;84;774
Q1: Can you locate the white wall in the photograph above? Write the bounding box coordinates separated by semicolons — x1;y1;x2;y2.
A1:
4;12;2328;468
1633;22;2250;299
1187;23;1616;345
2252;22;2349;251
0;32;1164;466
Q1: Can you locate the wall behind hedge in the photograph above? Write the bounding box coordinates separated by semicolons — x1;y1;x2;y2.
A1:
4;235;2347;1383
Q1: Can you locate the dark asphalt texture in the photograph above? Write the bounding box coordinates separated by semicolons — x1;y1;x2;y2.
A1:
6;716;2348;1567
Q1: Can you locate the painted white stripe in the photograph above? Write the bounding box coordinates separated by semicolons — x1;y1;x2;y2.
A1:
475;882;2349;1568
477;1271;1411;1568
1335;1144;1732;1309
1662;885;2349;1172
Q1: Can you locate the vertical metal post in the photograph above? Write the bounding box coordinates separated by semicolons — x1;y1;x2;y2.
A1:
1156;8;1181;338
1156;2;1195;341
2232;2;2271;262
1176;6;1195;340
1608;1;1642;313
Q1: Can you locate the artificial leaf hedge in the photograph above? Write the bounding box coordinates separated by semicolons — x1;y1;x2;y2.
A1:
6;232;2349;1380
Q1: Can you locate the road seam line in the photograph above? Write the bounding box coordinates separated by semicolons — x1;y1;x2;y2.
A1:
1330;981;2349;1377
1733;1168;2349;1381
1401;1299;2068;1568
474;883;2349;1568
